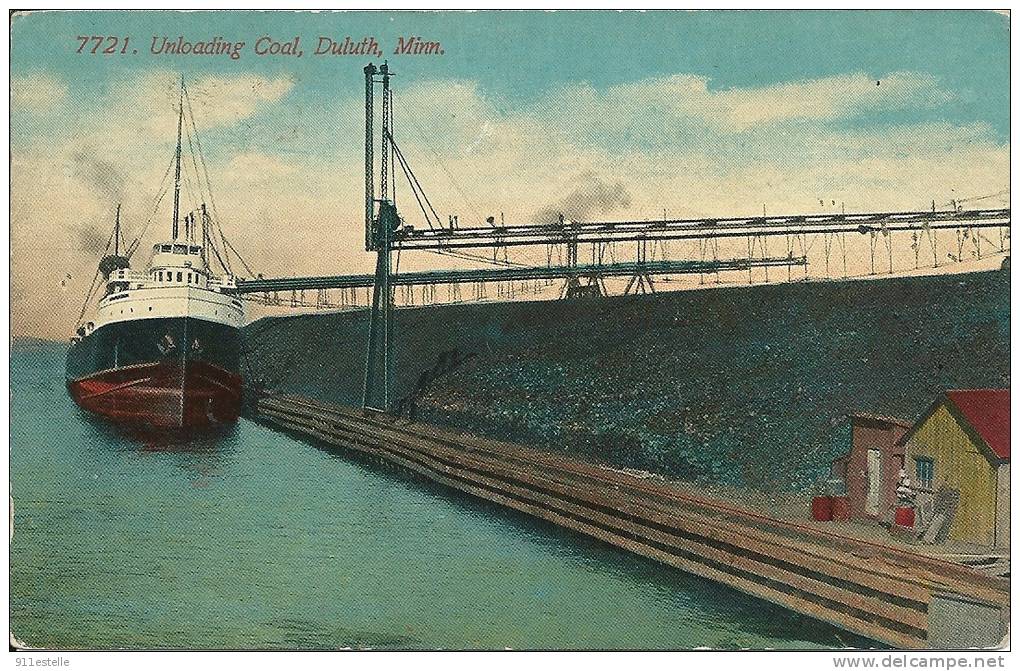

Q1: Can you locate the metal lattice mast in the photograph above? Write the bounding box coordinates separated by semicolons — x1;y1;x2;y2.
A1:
363;63;376;250
380;63;390;204
363;63;397;414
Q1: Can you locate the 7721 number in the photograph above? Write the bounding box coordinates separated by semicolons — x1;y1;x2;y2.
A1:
75;35;131;54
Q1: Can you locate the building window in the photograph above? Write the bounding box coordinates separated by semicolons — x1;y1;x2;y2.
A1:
915;457;935;490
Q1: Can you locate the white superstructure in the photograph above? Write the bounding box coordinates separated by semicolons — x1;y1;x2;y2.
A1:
76;239;245;340
71;76;247;344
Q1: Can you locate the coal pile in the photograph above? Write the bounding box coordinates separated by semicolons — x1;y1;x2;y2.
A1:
245;269;1009;493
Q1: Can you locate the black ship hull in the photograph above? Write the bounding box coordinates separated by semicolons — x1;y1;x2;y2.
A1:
66;317;242;428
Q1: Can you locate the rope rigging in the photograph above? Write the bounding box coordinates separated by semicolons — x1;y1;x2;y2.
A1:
76;216;118;325
125;151;176;258
77;75;264;331
182;79;257;277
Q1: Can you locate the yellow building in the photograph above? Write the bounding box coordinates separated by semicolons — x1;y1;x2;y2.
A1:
899;389;1009;548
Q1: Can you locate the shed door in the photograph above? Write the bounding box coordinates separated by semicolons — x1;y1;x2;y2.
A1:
866;449;882;516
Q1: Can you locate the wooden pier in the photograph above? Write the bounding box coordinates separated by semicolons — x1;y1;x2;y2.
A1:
253;393;1009;649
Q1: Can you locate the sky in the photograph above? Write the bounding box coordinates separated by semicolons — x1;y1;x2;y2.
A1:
9;10;1010;339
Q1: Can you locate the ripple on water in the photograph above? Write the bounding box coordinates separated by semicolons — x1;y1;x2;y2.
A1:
11;344;877;650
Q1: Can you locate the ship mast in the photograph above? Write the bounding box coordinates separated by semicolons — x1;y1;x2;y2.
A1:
171;75;184;240
114;203;121;256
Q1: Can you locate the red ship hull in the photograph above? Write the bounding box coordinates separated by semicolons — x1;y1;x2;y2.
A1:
67;359;242;429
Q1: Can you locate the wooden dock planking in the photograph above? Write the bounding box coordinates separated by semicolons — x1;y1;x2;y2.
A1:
261;403;928;631
271;402;935;608
254;393;1009;649
259;407;925;648
268;394;1005;604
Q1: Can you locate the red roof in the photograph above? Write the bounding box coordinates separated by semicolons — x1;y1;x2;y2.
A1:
946;389;1010;461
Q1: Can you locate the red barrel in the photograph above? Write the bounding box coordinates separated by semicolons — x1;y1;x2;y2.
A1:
830;495;851;522
894;506;916;528
811;496;833;521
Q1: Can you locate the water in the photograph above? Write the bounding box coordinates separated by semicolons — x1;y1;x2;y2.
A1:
11;342;872;650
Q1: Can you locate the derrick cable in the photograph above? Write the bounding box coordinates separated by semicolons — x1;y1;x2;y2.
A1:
400;110;486;224
183;80;230;264
425;247;528;268
223;236;257;277
129;164;173;257
183;118;231;275
181;111;222;268
974;230;1004;248
180;104;231;270
203;213;231;274
388;132;442;229
392;135;437;232
181;172;200;220
189;108;255;280
387;131;522;269
941;189;1010;208
76;267;103;326
182;112;208;208
186;114;230;275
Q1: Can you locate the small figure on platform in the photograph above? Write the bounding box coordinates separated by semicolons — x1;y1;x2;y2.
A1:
896;468;915;507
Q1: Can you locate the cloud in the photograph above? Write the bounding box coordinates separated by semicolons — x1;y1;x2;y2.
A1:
550;71;952;133
225;152;299;182
73;222;111;255
390;70;964;175
182;74;296;129
9;69;303;338
93;71;297;144
718;71;951;129
519;71;956;157
8;67;1009;339
10;73;68;111
385;71;1004;224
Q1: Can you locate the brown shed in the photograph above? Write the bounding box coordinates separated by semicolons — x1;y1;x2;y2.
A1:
831;414;912;521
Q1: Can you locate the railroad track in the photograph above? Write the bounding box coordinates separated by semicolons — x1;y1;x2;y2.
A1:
253;393;1010;649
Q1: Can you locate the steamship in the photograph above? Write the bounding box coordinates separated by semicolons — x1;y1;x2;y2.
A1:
65;80;245;428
